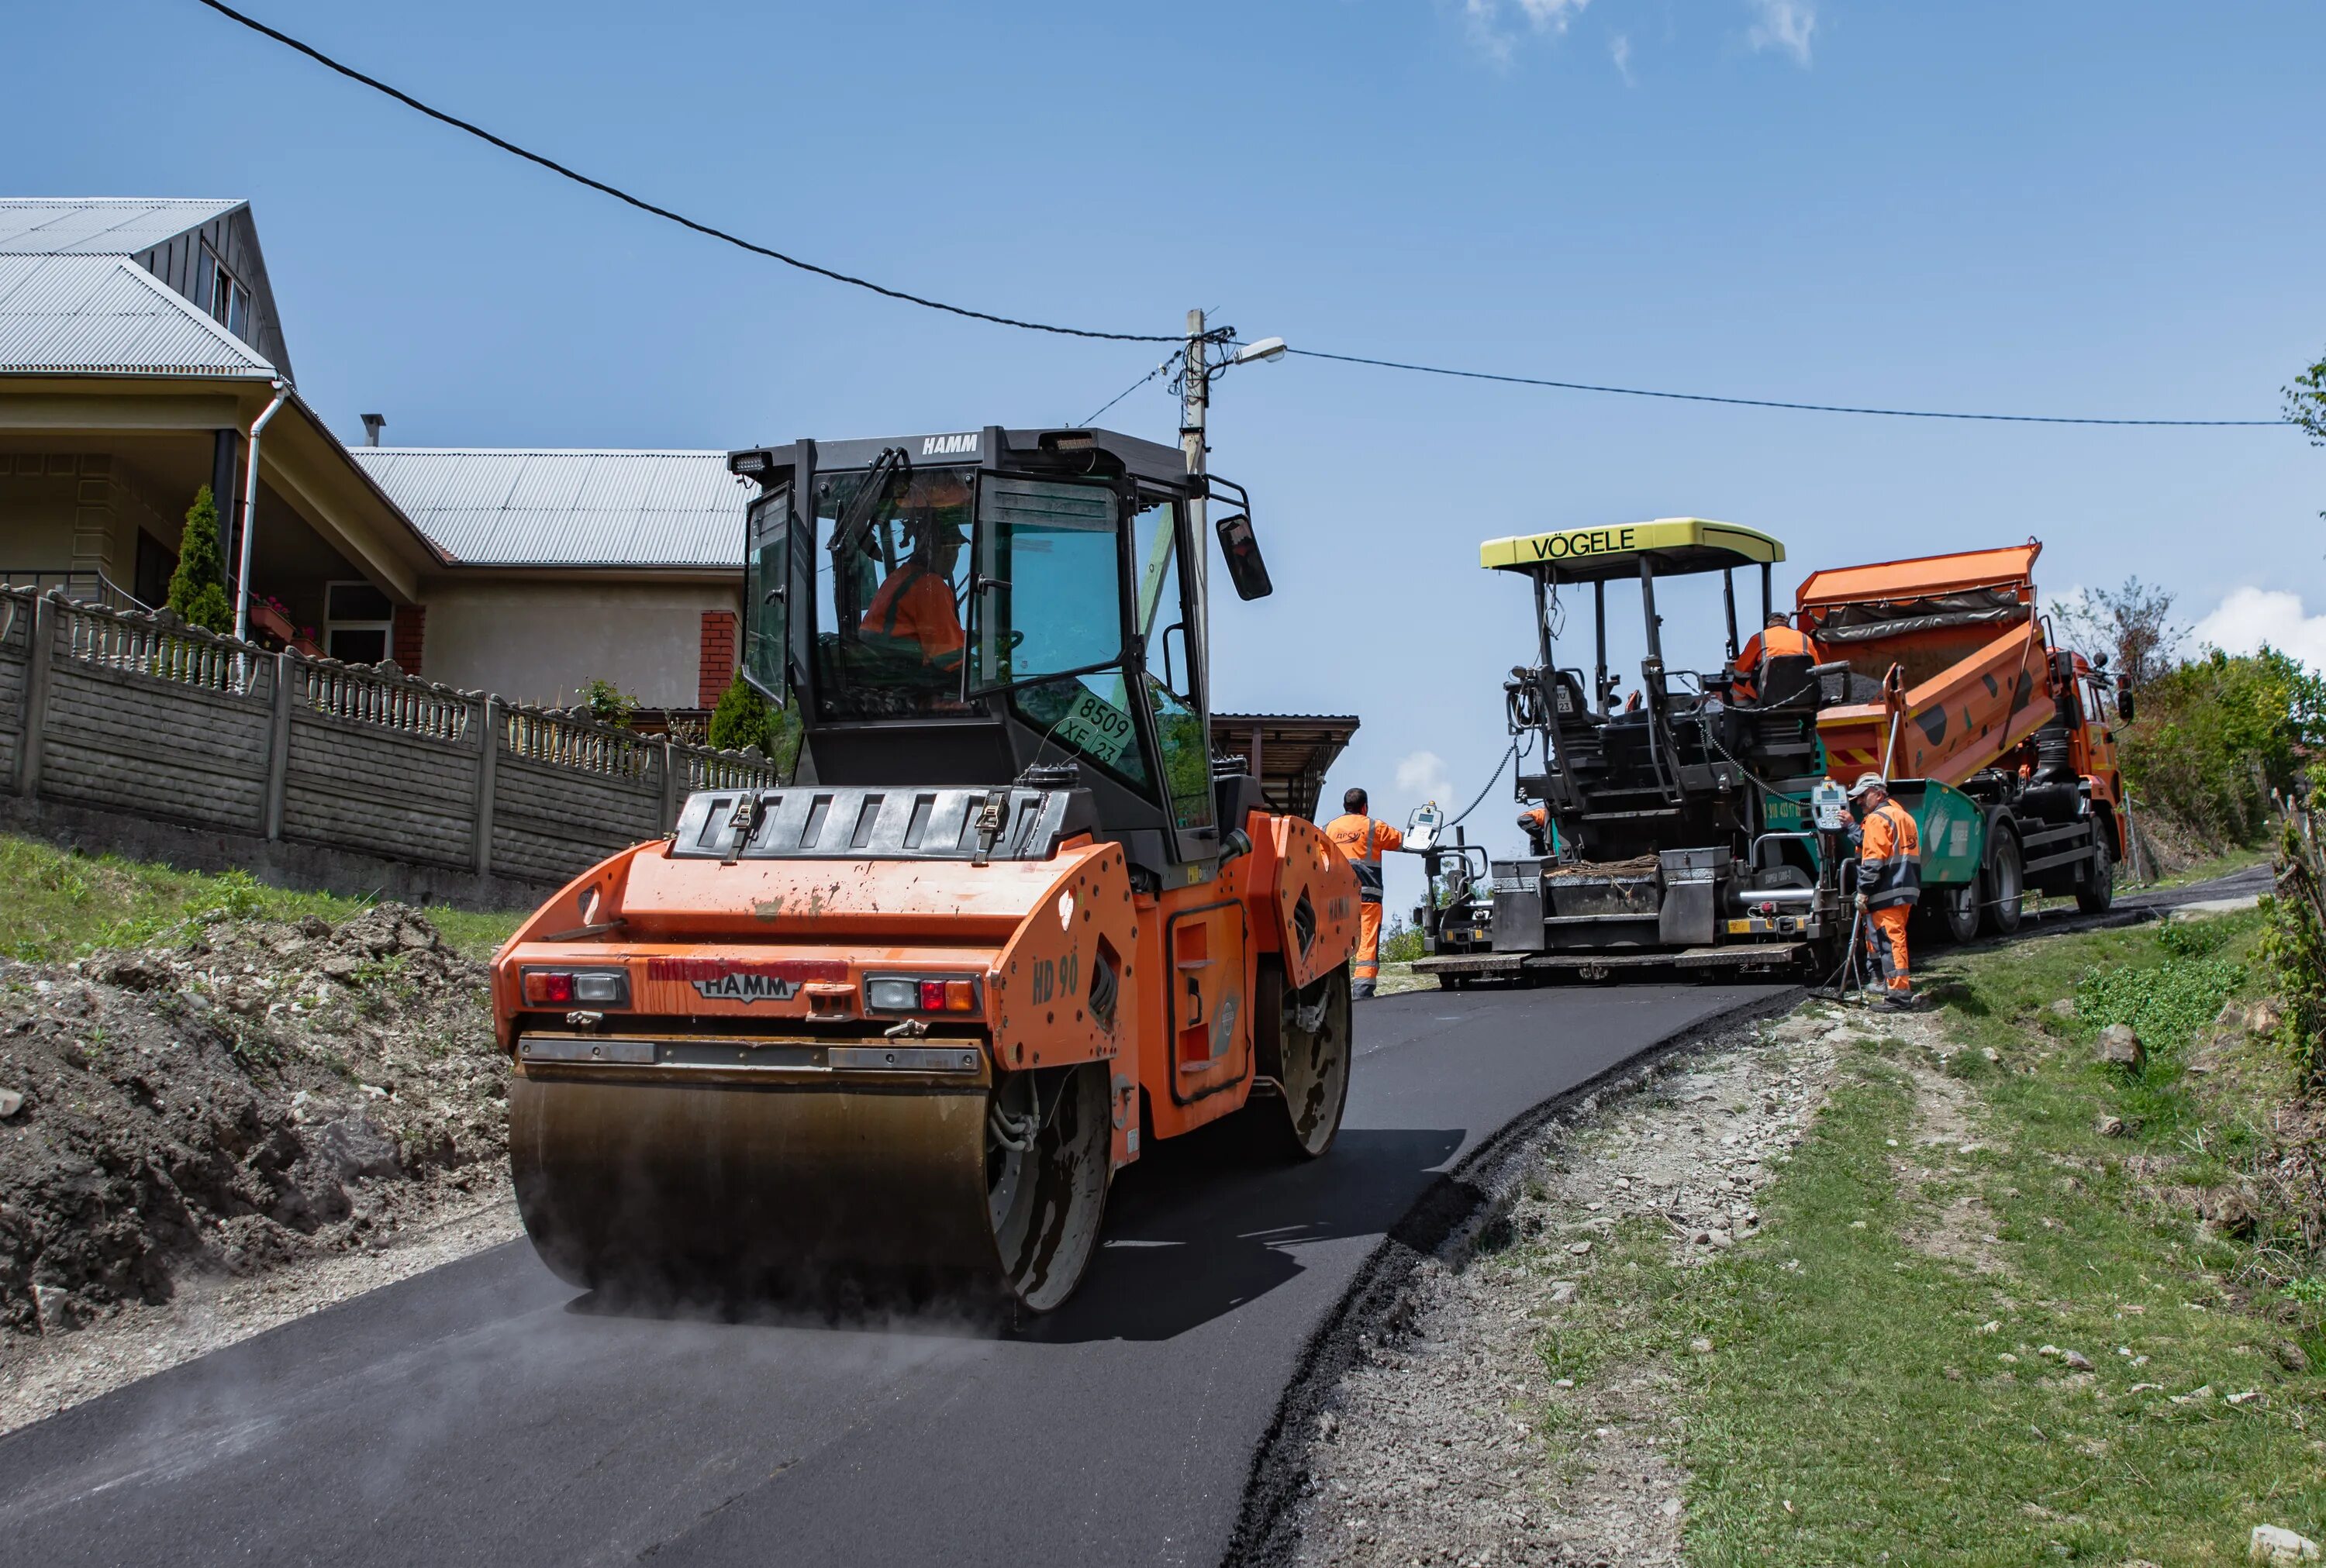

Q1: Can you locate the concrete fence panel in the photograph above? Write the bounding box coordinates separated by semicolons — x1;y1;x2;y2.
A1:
0;588;783;894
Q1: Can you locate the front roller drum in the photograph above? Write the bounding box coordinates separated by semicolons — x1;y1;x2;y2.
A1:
510;1062;1111;1314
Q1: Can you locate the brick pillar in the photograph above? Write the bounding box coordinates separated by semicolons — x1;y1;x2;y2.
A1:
698;610;737;708
392;604;426;674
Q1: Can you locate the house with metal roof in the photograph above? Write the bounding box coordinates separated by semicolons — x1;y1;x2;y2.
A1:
347;446;746;712
0;198;747;717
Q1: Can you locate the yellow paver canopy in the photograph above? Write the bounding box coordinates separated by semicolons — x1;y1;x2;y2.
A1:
1479;517;1784;582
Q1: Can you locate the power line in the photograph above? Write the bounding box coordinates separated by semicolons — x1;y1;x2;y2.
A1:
192;0;1177;344
1079;353;1182;427
195;1;2290;429
1284;347;2284;427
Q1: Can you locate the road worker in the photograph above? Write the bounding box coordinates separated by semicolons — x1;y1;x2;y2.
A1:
1518;802;1551;856
1324;787;1404;999
861;513;966;670
1848;773;1921;1010
1731;611;1820;701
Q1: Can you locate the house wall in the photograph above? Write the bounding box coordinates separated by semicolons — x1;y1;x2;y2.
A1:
420;578;740;708
0;452;181;592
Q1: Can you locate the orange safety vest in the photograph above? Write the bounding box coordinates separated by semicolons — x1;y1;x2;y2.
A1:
1758;624;1817;665
1323;814;1403;904
861;565;964;665
1858;798;1921;908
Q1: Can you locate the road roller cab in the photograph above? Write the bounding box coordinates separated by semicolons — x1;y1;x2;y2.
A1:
491;426;1361;1312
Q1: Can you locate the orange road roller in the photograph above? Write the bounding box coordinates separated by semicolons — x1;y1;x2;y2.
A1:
491;426;1360;1312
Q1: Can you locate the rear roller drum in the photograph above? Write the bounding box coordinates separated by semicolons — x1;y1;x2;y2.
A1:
1261;968;1352;1159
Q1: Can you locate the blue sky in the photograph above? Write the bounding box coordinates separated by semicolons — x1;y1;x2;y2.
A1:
15;0;2324;905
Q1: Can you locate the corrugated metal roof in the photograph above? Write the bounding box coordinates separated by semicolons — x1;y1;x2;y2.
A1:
0;198;245;255
0;254;276;377
347;449;744;568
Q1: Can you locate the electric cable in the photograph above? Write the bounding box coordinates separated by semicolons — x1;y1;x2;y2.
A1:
1079;353;1181;427
1444;739;1521;829
1283;347;2284;427
195;0;2290;426
193;0;1178;344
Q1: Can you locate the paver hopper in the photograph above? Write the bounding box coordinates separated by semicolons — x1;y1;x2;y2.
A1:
491;426;1361;1312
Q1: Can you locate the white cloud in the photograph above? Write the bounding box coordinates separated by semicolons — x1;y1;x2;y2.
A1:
1610;32;1634;83
1462;0;1588;63
1745;0;1815;65
2192;588;2326;671
1395;749;1456;806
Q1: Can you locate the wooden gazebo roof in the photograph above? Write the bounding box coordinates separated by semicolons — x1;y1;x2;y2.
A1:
1211;712;1361;822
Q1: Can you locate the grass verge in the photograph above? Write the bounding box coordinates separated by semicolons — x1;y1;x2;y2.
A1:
1536;912;2326;1565
0;832;525;960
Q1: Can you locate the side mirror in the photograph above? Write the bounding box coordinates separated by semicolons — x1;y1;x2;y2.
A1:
2114;673;2135;723
1214;513;1274;601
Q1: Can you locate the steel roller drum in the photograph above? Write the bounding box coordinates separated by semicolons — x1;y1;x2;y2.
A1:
509;1064;1109;1311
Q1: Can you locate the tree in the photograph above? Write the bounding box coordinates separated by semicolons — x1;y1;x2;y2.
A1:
706;669;802;774
2119;646;2326;848
165;484;233;633
2291;346;2326;525
2052;576;2184;691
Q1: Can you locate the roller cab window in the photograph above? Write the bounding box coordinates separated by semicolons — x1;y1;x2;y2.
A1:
812;464;977;720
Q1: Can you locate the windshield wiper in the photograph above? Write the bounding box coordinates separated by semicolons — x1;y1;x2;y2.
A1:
827;445;911;577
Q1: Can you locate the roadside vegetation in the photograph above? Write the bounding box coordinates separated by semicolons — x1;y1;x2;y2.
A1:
0;832;522;962
1524;912;2326;1563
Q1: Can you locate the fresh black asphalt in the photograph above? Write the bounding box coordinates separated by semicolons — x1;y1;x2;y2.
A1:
0;980;1831;1567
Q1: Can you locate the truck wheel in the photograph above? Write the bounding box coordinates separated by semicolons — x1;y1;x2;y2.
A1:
1934;880;1981;944
2074;826;2115;914
1982;832;2024;936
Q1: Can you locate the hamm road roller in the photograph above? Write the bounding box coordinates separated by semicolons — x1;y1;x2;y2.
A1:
490;426;1360;1313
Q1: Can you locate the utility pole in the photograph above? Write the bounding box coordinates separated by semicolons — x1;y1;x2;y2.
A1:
1180;307;1210;603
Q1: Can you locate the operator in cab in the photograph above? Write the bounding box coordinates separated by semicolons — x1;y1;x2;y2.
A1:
1848;773;1922;1011
1324;787;1404;1000
1731;611;1820;701
861;488;969;670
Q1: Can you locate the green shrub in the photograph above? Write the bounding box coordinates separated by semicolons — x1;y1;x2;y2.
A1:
1379;919;1426;963
164;484;233;634
707;668;771;752
578;677;637;729
2259;787;2326;1084
2119;648;2326;849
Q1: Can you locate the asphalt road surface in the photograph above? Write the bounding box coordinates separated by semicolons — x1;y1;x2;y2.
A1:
0;981;1796;1566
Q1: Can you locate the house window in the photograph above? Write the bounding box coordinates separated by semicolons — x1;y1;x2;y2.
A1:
205;250;250;340
325;581;395;665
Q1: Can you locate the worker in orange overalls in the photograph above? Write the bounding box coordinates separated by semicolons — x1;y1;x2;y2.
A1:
1518;803;1551;856
1848;773;1921;1011
1730;612;1820;701
861;515;966;670
1323;787;1404;999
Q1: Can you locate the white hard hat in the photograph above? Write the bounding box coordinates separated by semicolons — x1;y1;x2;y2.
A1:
1848;773;1888;800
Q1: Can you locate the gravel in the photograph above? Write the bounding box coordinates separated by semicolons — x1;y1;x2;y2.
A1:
1272;1002;1845;1567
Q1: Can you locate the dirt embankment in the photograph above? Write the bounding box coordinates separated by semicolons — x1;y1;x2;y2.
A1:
0;903;508;1340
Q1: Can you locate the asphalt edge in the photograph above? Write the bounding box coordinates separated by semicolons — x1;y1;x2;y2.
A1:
1220;985;1805;1567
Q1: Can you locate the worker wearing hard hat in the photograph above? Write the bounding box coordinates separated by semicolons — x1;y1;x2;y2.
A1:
1848;774;1921;1010
862;510;968;669
1324;787;1404;999
1731;611;1821;701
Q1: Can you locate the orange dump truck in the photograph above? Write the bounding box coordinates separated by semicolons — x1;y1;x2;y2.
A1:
490;426;1359;1314
1797;540;2131;939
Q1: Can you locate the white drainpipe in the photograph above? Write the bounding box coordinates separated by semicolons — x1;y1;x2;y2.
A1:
232;379;292;646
